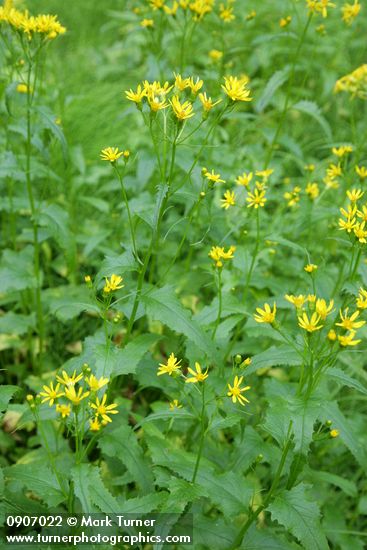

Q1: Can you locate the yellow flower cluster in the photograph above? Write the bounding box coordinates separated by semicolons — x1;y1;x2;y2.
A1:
335;64;367;99
0;3;66;40
341;0;361;25
279;16;292;28
284;186;301;207
157;354;251;407
28;369;118;432
125;74;251;120
339;189;367;244
284;293;365;346
208;245;236;267
142;0;237;23
306;0;336;18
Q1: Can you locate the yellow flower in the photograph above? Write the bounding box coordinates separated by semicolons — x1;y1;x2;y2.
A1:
254;302;276;324
65;386;90;406
85;374;109;392
246;189;266;209
332;145;353;157
328;329;337;341
190;0;214;19
89;417;102;432
170;95;194;120
354;221;367;243
198;92;222;112
304;263;318;273
279;15;292;27
338;330;361;347
100;147;124;163
221;190;236;209
316;23;326;33
341;0;361;25
209;49;223;62
39;382;64;406
284;187;301;207
208;245;236;267
347;188;364;202
227;376;250;406
339;205;357;232
246;10;256;20
306;0;336;18
285;294;307;309
164;1;180;15
56;404;71;418
324;175;339;189
84;275;92;284
125;84;146;104
327;163;342;179
356;288;367;309
90;394;118;423
308;294;317;303
185;362;209;383
16;83;28;93
335;64;367;98
298;312;323;332
236;171;253;187
56;370;83;387
330;429;339;437
150;0;165;9
169;399;182;410
187;76;203;94
255;168;274;182
356;166;367;180
219;2;235;22
103;274;124;293
174;73;190;91
157;353;182;376
148;93;169;112
316;298;334;320
304;164;315;172
306;182;320;200
221;76;252;102
34;14;66;38
141;18;154;27
204;168;225;183
336;308;365;330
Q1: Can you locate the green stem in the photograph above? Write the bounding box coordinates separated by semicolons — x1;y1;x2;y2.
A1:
191;384;206;483
350;248;362;281
25;59;44;366
224;208;261;362
35;412;68;498
264;13;313;168
113;165;139;261
212;269;222;339
230;425;293;548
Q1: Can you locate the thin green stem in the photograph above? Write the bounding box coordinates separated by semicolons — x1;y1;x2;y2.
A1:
113;164;139;261
25;59;44;366
264;13;313;168
212;269;222;339
224;208;261;362
191;384;206;483
230;424;293;548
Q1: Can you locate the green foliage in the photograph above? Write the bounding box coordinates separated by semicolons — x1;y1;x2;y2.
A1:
1;0;367;548
268;484;329;550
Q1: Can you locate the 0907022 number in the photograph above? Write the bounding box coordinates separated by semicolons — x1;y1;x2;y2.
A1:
6;516;63;528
